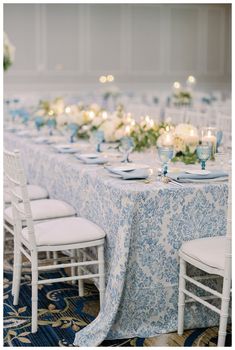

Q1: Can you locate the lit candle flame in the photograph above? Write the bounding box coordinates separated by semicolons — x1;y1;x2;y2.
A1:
65;106;71;114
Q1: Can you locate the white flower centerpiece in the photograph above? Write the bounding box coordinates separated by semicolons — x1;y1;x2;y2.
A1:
157;123;199;164
171;80;193;107
99;105;135;142
4;32;15;71
57;103;106;139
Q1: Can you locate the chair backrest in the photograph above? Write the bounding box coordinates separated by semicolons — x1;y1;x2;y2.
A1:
216;111;232;150
4;149;37;248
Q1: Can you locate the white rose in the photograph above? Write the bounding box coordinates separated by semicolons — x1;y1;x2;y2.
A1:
68;113;83;125
51;98;65;115
100;121;117;142
89;103;101;113
56;114;68;127
92;117;103;128
114;128;125;141
70;104;79;115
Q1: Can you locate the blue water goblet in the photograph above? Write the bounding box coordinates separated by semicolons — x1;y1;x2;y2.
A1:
216;130;223;153
35;116;44;132
157;146;174;176
119;136;135;163
47;118;57;136
20;109;30;125
91;130;105;152
68;123;79;143
196;143;211;170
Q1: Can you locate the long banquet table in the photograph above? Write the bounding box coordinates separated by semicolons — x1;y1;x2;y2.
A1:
4;131;228;346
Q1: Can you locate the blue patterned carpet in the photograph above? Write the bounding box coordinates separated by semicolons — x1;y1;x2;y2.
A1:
3;262;231;347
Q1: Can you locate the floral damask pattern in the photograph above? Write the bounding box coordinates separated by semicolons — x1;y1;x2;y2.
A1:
4;133;228;346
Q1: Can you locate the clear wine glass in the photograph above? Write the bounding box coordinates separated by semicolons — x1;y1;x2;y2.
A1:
157;146;174;176
90;130;104;152
119;137;135;163
67;123;79;143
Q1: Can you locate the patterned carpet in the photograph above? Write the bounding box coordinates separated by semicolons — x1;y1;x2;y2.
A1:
3;255;231;347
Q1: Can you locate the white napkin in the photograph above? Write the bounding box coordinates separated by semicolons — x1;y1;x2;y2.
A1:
75;153;108;164
105;165;151;179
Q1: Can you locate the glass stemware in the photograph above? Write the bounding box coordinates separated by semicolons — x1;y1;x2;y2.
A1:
47;118;57;136
35;116;44;132
196;143;211;170
201;127;217;158
216;130;223;153
157;146;174;176
119;136;135;163
90;130;104;152
67;123;79;143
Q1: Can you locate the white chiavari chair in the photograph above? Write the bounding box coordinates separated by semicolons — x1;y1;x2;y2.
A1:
216;111;232;151
178;175;231;347
4;149;106;333
4;183;49;256
4;149;81;295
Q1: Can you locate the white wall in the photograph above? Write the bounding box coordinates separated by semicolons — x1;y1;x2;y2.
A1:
4;3;231;95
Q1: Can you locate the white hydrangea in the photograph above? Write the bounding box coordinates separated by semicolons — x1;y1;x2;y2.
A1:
4;32;15;71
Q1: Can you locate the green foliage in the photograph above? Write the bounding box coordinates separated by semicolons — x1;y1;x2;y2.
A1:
3;56;12;71
130;122;169;152
172;151;198;165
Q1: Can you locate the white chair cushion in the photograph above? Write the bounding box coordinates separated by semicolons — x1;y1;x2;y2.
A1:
4;185;48;204
21;217;106;246
4;199;76;224
181;236;226;270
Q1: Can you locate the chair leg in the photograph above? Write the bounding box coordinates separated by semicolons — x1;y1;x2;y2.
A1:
13;244;22;305
12;231;17;296
53;251;58;265
77;250;84;297
178;257;186;335
31;251;38;333
71;249;76;285
98;245;105;309
217;277;231;346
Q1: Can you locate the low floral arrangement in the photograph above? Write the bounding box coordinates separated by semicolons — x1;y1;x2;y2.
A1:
130;116;171;152
33;97;201;164
4;32;15;71
157;123;199;164
172;91;192;107
35;97;65;119
102;85;121;101
99;105;135;142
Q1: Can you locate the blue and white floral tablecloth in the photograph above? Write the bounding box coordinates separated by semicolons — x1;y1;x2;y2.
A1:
4;132;228;346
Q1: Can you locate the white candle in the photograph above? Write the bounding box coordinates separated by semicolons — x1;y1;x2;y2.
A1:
125;125;131;136
172;81;181;94
188;129;199;144
202;131;216;145
88;111;95;120
102;111;108;120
